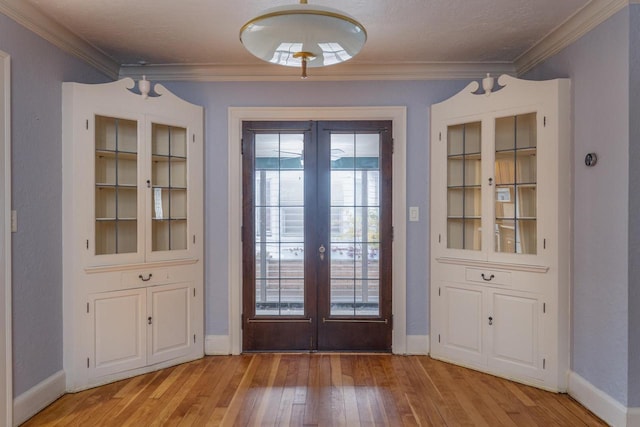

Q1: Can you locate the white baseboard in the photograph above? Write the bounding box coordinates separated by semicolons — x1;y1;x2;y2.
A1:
13;370;65;426
205;335;231;355
568;370;640;427
406;335;429;355
628;408;640;427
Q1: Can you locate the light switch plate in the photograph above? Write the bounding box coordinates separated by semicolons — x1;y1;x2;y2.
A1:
409;206;419;222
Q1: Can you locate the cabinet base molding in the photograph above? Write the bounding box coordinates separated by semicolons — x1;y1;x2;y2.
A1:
429;355;561;393
66;352;203;393
568;371;639;427
406;335;430;355
205;335;232;355
13;370;65;427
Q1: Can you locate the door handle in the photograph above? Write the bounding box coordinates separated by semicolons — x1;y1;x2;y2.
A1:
318;244;326;261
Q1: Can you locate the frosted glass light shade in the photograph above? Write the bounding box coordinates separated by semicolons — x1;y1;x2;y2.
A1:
240;4;367;68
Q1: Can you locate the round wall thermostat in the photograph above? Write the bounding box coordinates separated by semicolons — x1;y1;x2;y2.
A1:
585;152;597;167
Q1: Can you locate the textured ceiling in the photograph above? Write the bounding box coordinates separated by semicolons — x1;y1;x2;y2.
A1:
25;0;590;68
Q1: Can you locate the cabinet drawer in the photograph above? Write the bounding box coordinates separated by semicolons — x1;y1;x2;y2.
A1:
465;268;511;286
122;269;170;287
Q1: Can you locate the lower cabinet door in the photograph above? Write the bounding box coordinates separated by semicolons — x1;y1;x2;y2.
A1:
487;290;542;380
439;284;485;366
91;289;147;377
147;283;192;365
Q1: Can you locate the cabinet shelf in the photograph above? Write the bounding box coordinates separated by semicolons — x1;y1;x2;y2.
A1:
152;217;187;221
447;185;481;190
448;216;481;220
152;185;187;190
96;217;137;221
152;154;187;161
96;149;137;160
447;152;481;160
496;217;536;221
495;147;536;155
495;183;536;187
96;183;137;189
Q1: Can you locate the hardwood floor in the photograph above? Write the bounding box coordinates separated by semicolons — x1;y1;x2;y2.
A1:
23;354;605;426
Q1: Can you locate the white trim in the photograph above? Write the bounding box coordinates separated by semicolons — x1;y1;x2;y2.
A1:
629;409;640;427
406;335;430;355
0;50;11;427
0;0;119;79
568;370;634;427
204;335;232;355
515;0;629;74
228;107;407;355
0;0;632;82
119;62;516;82
12;370;65;427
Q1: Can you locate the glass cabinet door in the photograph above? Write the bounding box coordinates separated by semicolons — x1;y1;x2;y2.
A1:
151;123;188;252
494;113;537;254
447;122;482;250
94;116;138;255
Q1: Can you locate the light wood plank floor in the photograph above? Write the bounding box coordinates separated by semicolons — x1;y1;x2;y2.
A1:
23;354;605;426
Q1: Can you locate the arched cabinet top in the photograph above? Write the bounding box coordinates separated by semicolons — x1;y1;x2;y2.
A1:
62;77;202;119
432;74;570;119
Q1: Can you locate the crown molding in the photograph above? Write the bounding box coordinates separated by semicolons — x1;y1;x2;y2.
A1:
118;61;517;82
515;0;630;74
0;0;119;79
1;0;636;82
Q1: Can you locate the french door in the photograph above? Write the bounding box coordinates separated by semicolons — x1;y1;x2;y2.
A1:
242;120;392;351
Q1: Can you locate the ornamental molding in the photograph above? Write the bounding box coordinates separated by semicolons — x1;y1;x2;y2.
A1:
0;0;633;81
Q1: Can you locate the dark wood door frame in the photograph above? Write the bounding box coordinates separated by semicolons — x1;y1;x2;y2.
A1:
241;120;393;352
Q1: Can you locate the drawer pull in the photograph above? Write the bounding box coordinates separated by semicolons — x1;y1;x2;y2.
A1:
139;273;153;282
481;273;495;281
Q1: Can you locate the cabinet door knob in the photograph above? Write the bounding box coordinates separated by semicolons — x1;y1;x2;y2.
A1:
148;316;152;325
488;177;493;186
488;316;493;325
481;273;494;281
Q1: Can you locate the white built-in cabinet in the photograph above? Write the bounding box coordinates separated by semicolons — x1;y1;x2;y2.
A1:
430;75;570;391
62;78;204;391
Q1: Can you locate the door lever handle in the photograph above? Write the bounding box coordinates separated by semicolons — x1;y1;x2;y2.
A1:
318;244;326;261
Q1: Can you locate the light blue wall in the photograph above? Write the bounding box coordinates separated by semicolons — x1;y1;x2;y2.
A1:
5;1;639;409
0;14;111;396
162;80;466;337
526;8;631;405
628;4;640;408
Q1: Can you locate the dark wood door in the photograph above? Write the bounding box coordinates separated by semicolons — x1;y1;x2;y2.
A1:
242;120;392;351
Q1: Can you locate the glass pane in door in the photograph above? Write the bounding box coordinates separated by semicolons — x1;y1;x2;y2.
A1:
151;124;188;251
447;122;481;250
95;115;138;255
494;113;537;254
254;133;305;316
330;133;380;316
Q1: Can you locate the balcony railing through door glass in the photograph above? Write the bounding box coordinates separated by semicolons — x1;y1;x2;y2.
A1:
330;132;380;316
254;133;305;316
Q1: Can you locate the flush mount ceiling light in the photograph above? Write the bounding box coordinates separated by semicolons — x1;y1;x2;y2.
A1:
240;0;367;78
